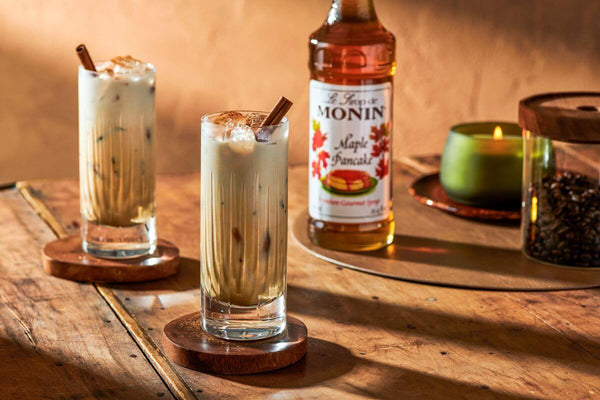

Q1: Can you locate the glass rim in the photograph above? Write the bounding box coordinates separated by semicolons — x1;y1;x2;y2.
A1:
201;110;288;128
450;121;521;137
78;63;156;77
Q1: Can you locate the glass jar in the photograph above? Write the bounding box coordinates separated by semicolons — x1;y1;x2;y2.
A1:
520;92;600;268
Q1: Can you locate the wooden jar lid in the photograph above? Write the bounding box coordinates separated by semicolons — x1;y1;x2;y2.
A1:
519;92;600;143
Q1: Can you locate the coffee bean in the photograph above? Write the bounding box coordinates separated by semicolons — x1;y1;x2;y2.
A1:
567;203;579;215
525;171;600;267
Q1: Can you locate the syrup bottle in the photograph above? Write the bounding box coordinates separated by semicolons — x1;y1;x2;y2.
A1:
308;0;395;251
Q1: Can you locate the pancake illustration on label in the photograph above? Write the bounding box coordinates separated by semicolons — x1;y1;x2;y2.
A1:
321;169;378;196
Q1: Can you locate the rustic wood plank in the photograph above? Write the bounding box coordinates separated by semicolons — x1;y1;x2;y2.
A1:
0;188;174;400
21;162;600;400
17;182;196;400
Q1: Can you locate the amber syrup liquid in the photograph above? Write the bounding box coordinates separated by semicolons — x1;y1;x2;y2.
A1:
308;0;395;251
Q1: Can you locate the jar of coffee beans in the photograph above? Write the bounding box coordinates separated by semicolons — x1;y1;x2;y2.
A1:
519;92;600;268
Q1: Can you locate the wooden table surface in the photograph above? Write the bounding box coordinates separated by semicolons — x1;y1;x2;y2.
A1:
2;156;599;400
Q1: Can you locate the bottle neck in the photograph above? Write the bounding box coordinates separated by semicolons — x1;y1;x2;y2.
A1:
327;0;377;23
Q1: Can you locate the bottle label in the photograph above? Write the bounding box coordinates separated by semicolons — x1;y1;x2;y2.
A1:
308;80;392;223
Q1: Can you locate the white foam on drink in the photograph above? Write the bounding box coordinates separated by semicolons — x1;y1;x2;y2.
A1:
95;56;154;79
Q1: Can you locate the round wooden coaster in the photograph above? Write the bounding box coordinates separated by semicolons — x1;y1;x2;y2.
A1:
42;235;179;283
409;173;521;221
162;313;307;375
292;211;600;291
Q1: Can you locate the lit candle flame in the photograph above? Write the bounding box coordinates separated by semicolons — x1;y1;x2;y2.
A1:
493;126;503;140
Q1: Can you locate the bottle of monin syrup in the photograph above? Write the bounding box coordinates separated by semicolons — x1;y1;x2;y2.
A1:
308;0;395;251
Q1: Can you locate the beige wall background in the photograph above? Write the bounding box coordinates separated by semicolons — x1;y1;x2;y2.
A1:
0;0;599;181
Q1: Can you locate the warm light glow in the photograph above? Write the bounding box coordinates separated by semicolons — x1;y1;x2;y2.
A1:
493;126;503;140
531;196;538;223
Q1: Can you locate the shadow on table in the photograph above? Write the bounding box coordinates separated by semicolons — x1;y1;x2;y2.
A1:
361;234;594;283
110;256;200;292
224;337;535;400
286;285;600;375
371;234;525;274
0;338;171;399
224;337;354;388
336;358;538;400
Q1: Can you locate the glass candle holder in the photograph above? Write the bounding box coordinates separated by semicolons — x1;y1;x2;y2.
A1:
520;92;600;268
440;122;522;208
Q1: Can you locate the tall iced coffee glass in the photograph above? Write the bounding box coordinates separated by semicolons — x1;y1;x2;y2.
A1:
78;56;156;258
201;111;289;340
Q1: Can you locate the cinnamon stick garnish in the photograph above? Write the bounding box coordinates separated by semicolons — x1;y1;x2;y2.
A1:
256;96;293;142
76;44;96;72
261;96;293;127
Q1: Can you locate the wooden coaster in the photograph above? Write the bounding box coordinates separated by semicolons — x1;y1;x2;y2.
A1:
42;235;179;282
409;173;521;221
292;211;600;291
162;313;307;375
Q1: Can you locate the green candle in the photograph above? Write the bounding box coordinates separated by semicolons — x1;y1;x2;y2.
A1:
440;122;523;208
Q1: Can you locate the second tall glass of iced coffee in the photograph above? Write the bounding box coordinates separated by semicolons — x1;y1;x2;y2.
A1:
78;56;156;258
201;111;289;340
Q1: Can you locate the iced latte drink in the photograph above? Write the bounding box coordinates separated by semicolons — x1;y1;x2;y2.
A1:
201;111;289;340
78;56;156;258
